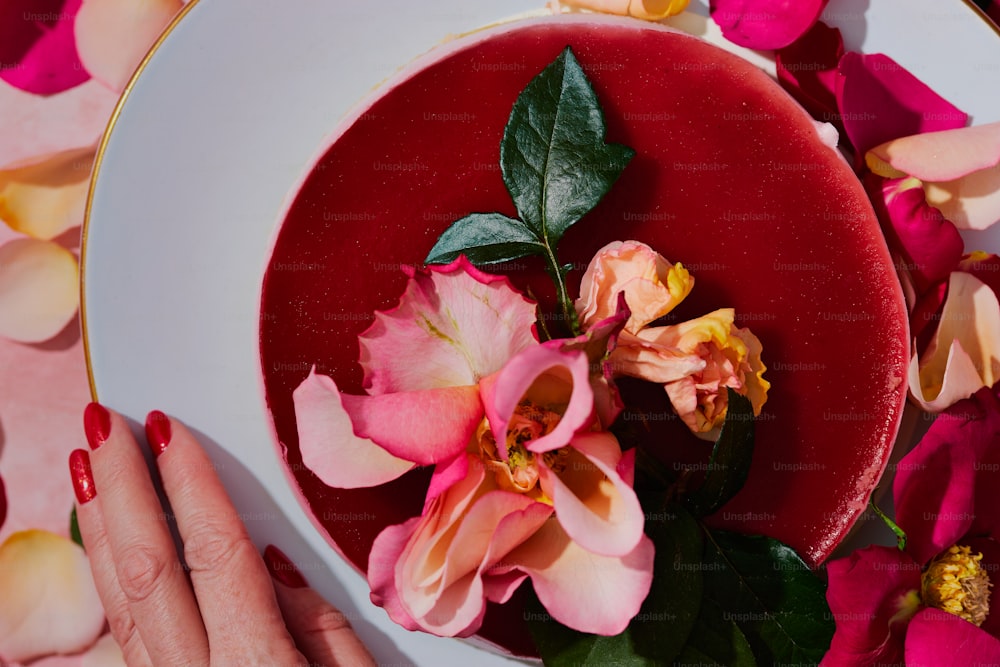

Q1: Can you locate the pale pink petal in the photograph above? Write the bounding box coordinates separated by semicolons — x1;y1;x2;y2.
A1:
342;384;482;466
0;146;94;240
0;530;105;663
0;238;78;343
81;633;126;667
484;345;594;455
608;332;706;383
367;517;423;632
926;165;1000;231
292;369;414;489
0;0;90;95
868;122;1000;183
909;272;1000;412
710;0;829;50
504;520;654;635
554;0;689;20
360;256;537;394
837;52;968;159
73;0;183;93
539;432;644;557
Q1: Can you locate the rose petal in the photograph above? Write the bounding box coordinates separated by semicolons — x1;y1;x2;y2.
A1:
710;0;829;50
360;256;537;394
341;385;482;466
73;0;183;93
607;332;706;383
367;517;423;632
776;21;843;125
905;608;1000;666
926;163;1000;231
554;0;689;20
0;530;105;663
292;369;414;489
81;633;126;667
868;122;1000;184
892;419;978;566
837;52;968;159
0;238;78;343
821;545;921;667
877;177;965;295
0;0;90;95
538;431;644;557
909;272;1000;412
503;519;654;635
484;345;595;455
0;146;95;240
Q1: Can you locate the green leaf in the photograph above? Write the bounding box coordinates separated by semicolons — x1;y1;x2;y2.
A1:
699;528;835;665
683;389;756;517
69;506;84;551
675;598;757;667
500;46;634;243
425;212;545;266
631;503;703;662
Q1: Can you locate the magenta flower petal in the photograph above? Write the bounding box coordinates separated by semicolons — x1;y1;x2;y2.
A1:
836;52;968;159
484;345;595;455
893;399;985;565
877;178;965;296
537;432;644;558
905;608;1000;665
359;256;537;395
709;0;829;50
503;519;654;635
341;385;482;466
0;0;89;95
292;370;415;489
963;386;1000;538
776;21;843;125
822;545;921;666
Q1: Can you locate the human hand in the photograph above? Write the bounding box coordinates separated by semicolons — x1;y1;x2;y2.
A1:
69;403;376;666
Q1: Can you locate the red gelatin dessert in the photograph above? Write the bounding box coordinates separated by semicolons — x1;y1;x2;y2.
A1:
260;14;908;658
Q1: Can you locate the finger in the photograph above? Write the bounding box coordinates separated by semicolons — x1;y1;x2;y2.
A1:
148;411;304;663
264;545;377;667
83;403;210;665
70;449;153;667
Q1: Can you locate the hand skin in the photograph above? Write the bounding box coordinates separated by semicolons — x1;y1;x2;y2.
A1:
69;403;377;666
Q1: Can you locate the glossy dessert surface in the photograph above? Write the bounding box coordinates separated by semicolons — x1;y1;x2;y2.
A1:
260;15;908;656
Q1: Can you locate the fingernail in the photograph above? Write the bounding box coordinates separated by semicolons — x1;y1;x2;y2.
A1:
83;402;112;450
69;449;97;505
264;544;309;588
145;410;172;458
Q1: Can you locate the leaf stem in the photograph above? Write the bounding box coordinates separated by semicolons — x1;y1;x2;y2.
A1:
869;499;907;551
542;243;581;336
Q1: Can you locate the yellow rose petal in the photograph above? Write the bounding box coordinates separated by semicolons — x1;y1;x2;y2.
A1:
0;147;95;241
0;530;104;663
0;238;79;343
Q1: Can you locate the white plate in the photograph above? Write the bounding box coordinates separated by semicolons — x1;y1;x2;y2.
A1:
82;2;1000;665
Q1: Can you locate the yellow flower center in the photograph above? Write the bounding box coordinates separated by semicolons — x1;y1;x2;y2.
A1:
477;400;568;496
921;545;993;627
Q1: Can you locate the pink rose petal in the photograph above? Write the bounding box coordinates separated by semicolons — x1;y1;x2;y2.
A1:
0;0;89;95
360;256;537;395
341;385;482;466
892;426;977;566
0;145;95;240
821;545;921;667
538;431;644;557
73;0;183;93
926;161;1000;231
909;272;1000;412
503;519;654;635
877;177;964;295
367;517;423;632
292;369;415;489
0;238;79;343
905;608;1000;666
554;0;690;20
710;0;829;50
484;345;595;455
776;21;843;126
0;530;105;663
837;52;968;159
869;122;1000;184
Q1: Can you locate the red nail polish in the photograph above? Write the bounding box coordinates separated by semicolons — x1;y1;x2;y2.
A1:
83;402;112;450
69;449;97;505
145;410;172;458
264;545;309;588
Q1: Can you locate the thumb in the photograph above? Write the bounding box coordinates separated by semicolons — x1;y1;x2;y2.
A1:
263;545;376;667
